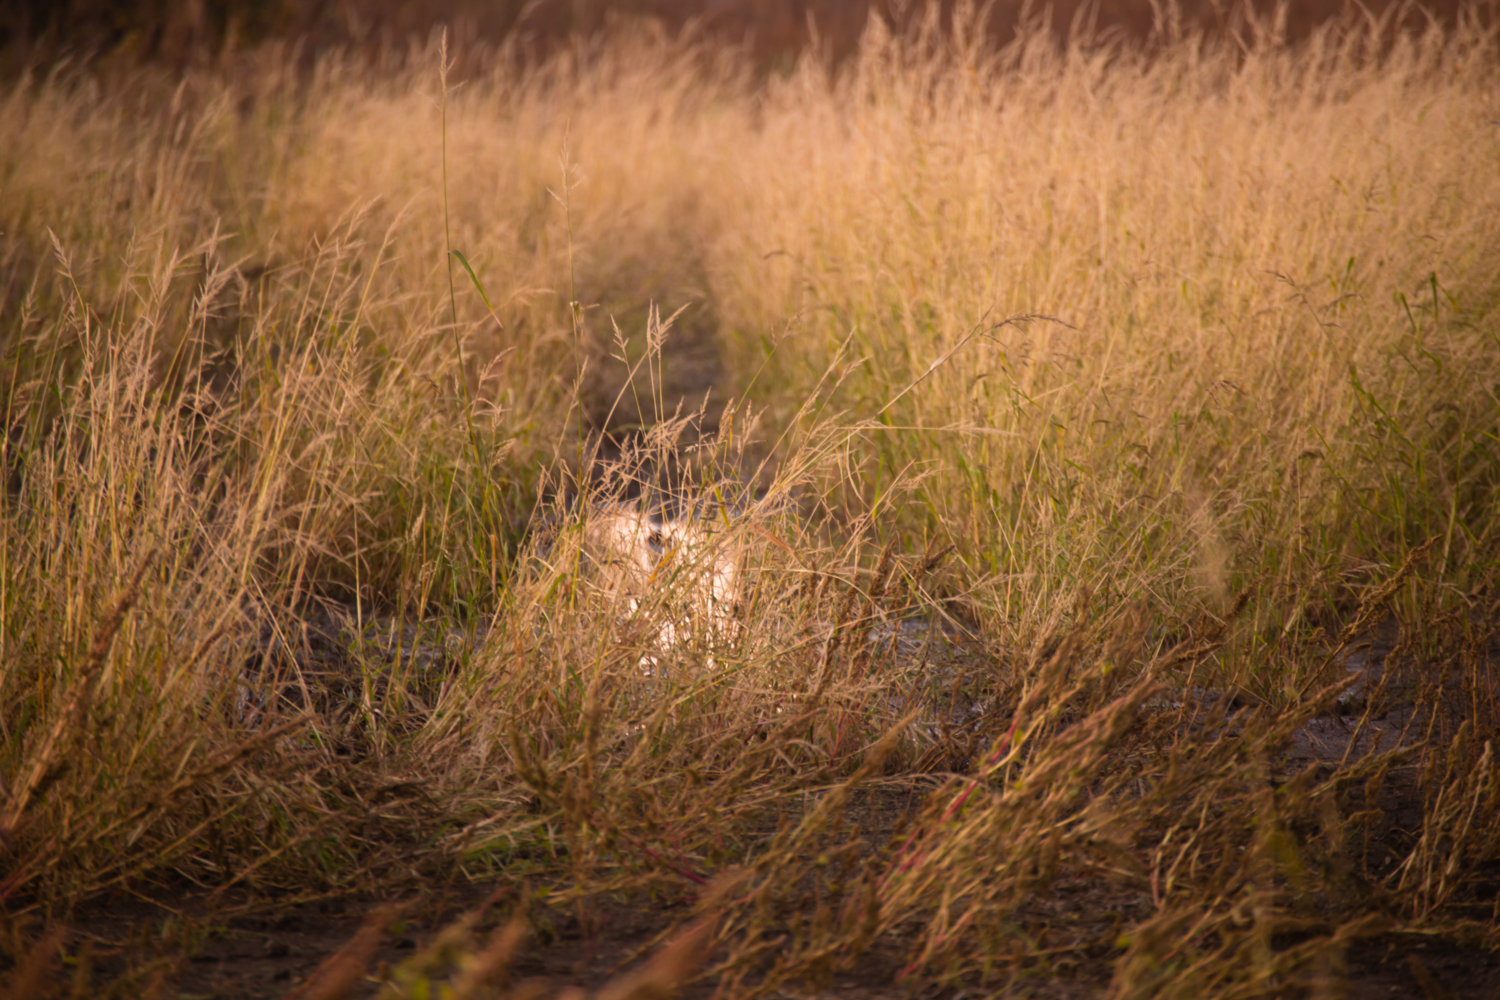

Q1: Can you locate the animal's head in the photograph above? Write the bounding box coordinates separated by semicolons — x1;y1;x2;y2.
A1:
580;506;741;612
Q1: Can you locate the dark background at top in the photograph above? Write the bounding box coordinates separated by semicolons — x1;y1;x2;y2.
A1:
2;0;1490;73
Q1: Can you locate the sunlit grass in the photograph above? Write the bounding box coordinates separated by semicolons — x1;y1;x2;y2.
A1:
1;6;1498;994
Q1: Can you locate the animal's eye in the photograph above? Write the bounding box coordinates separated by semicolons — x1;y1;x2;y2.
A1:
647;530;666;549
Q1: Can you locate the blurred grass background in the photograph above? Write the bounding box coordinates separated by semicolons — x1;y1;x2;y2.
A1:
2;0;1489;73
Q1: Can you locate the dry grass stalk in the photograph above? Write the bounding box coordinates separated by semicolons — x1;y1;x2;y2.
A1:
290;904;401;1000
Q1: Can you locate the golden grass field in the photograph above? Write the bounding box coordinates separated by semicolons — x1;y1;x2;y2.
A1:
2;5;1500;996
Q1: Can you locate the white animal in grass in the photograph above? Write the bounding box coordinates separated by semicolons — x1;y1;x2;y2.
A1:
576;504;745;663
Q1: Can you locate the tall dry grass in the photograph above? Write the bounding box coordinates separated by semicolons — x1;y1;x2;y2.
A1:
725;12;1500;647
2;5;1499;995
8;6;1496;635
